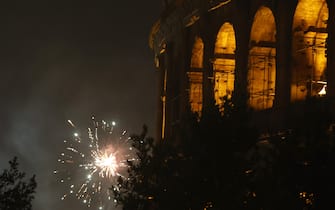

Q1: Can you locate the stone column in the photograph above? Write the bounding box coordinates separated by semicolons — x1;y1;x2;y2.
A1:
201;22;216;121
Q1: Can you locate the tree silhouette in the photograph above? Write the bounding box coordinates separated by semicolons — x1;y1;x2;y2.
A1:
0;157;37;210
113;96;335;210
243;97;335;210
113;95;259;210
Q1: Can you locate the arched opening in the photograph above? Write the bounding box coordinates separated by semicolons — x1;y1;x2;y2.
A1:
291;0;328;101
213;22;236;107
248;6;276;110
187;36;204;117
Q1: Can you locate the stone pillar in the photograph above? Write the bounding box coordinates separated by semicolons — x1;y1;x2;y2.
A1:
233;2;250;108
274;1;295;109
156;52;167;141
201;23;216;120
325;2;335;120
326;3;335;99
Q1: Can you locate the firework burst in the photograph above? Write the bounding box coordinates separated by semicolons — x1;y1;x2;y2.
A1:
54;116;136;209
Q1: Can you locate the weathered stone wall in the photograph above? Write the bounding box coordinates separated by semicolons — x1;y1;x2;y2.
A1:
151;0;334;140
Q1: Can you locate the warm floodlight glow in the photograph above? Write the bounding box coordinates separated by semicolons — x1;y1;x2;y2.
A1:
214;22;236;109
248;6;276;110
291;0;328;101
318;84;326;96
188;36;204;118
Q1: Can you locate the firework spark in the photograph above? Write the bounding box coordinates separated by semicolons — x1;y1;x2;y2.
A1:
55;117;136;209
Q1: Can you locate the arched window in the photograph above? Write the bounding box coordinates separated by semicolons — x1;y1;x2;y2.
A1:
187;36;204;117
248;6;276;110
213;22;236;107
291;0;328;101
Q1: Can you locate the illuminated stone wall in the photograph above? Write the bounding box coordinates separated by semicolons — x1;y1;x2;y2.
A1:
150;0;335;140
248;6;276;110
188;36;203;117
214;22;236;107
291;0;328;101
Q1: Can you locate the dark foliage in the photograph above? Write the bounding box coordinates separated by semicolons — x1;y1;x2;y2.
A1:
113;95;259;210
243;97;335;210
113;96;335;210
0;157;37;210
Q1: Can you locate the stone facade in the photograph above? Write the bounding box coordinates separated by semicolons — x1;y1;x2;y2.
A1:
150;0;335;141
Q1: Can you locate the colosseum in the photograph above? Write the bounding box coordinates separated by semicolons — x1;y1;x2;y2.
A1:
150;0;335;141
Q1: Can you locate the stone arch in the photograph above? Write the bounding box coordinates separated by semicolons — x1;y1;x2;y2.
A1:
213;22;236;107
248;6;276;110
291;0;328;101
187;36;204;117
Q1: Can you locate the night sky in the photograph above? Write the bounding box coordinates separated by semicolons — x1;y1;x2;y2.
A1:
0;1;162;209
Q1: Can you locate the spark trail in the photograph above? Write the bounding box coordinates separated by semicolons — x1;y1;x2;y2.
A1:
54;116;136;210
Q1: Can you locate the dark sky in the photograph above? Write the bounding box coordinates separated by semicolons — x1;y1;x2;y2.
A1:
0;1;162;209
